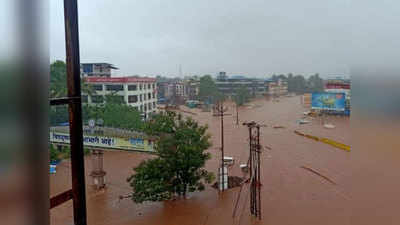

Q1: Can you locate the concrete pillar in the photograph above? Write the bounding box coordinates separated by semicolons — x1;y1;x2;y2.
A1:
90;149;106;189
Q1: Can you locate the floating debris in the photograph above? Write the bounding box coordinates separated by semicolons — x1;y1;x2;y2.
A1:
212;176;244;189
264;145;272;150
324;123;335;129
294;130;350;152
297;119;311;125
240;164;249;173
273;125;285;129
300;166;336;185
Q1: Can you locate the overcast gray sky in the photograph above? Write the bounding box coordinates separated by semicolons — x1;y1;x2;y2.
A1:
50;0;400;78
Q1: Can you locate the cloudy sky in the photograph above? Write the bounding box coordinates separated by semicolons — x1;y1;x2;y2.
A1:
50;0;400;78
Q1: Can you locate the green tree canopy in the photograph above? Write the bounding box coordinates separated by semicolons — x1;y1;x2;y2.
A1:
307;73;324;92
127;111;214;203
49;60;142;130
233;85;251;106
50;60;68;98
198;75;222;104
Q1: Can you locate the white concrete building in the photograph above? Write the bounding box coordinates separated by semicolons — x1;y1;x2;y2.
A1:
267;79;288;96
83;76;157;118
80;63;118;77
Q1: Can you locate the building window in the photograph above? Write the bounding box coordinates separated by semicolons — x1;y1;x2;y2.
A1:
82;95;88;103
107;95;124;103
139;84;142;90
128;95;138;103
148;93;151;99
153;102;156;108
144;104;147;111
144;94;147;101
139;94;142;102
152;83;155;89
92;84;103;91
128;85;137;91
148;84;151;89
148;103;152;110
91;95;104;103
152;93;155;99
140;105;143;112
106;84;123;91
143;84;146;90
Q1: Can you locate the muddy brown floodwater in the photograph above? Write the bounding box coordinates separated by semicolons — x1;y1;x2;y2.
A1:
50;96;400;225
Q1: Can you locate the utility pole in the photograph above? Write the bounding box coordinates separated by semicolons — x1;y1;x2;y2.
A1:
236;102;239;125
243;121;262;219
215;101;230;192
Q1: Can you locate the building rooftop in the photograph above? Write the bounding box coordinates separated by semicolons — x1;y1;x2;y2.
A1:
81;63;119;70
85;76;156;83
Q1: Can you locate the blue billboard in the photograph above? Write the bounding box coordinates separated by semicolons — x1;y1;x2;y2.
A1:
311;92;346;111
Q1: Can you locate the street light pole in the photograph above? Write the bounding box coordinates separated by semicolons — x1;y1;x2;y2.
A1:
220;101;225;191
236;102;239;125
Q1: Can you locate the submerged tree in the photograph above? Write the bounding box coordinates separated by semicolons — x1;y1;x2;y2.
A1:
127;111;214;203
233;85;251;106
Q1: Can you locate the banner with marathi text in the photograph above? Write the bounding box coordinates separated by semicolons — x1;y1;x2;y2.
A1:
49;131;154;152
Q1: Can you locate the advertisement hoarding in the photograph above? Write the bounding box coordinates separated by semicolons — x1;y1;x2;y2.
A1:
311;92;346;111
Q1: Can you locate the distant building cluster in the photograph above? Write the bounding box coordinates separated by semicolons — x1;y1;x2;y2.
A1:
157;78;199;105
215;72;288;98
215;73;267;97
80;63;291;118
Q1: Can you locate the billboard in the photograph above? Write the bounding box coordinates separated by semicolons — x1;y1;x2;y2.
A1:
311;92;346;111
49;131;155;152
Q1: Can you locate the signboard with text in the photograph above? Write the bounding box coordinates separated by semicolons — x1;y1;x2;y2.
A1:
49;131;154;152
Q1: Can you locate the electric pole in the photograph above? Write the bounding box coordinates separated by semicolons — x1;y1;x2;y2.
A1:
243;121;262;219
215;101;231;192
236;102;239;125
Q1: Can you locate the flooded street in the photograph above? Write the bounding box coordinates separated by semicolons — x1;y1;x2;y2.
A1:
50;96;399;225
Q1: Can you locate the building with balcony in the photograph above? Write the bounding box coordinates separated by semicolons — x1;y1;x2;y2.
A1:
83;76;157;119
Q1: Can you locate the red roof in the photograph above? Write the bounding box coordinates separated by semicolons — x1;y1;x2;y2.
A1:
85;76;156;83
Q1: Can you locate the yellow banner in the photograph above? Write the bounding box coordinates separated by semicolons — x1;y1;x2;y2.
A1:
49;131;154;152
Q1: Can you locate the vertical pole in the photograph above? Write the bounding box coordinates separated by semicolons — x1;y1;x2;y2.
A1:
220;101;225;191
64;1;87;225
236;103;239;125
248;125;253;214
257;125;261;219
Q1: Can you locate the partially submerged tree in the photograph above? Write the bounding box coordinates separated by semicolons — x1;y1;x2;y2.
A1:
233;85;251;106
127;111;214;203
198;75;223;104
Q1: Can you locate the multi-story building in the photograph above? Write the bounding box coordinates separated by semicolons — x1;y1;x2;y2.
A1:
324;77;351;115
324;77;351;98
216;74;267;97
83;76;157;118
80;63;118;77
162;81;187;104
266;79;288;97
185;79;200;100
